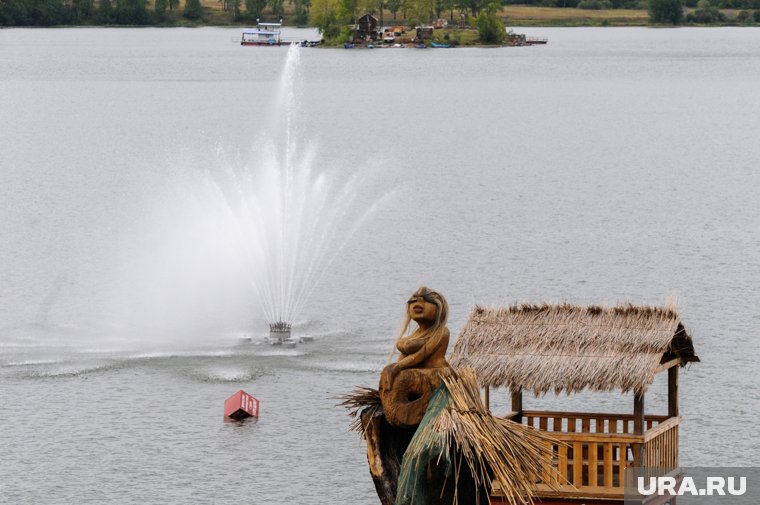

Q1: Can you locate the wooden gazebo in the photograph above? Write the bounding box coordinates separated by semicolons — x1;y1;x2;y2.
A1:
450;303;699;504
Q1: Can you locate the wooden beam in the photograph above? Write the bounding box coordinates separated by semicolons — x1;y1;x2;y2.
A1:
511;388;523;424
655;357;683;374
668;365;679;418
484;385;490;411
633;392;645;467
633;393;645;435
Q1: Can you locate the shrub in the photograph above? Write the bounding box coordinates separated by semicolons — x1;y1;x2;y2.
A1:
736;8;751;21
649;0;684;23
685;0;726;22
183;0;202;19
476;11;505;44
754;9;760;21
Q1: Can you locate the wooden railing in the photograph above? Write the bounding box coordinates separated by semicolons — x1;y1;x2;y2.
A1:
519;410;670;434
494;411;680;501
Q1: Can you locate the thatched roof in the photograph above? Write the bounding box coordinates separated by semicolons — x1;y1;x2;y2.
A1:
450;303;699;395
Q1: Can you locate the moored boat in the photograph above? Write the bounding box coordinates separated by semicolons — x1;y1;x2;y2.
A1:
241;22;284;46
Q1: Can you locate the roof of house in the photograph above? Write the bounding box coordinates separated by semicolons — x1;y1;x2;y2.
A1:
449;302;699;395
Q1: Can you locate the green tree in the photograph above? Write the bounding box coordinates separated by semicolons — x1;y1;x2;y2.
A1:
97;0;114;22
30;0;69;25
183;0;203;18
648;0;683;23
229;0;242;18
684;0;725;21
243;0;266;20
271;0;284;16
154;0;168;18
169;0;179;10
476;1;504;43
115;0;148;23
412;0;436;22
310;0;342;39
386;0;401;17
292;0;310;24
1;0;31;25
72;0;93;22
339;0;357;22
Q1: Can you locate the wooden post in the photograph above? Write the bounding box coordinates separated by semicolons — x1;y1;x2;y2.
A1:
484;385;490;411
634;392;645;434
668;365;679;418
633;392;645;467
512;388;523;424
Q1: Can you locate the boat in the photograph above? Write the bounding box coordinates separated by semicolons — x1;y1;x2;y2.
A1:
414;43;426;49
241;22;284;46
526;37;548;45
344;43;355;49
431;41;451;48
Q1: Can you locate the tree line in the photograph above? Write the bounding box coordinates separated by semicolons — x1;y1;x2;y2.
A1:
0;0;199;25
0;0;312;25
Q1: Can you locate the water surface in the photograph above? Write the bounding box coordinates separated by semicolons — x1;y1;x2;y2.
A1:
1;27;759;504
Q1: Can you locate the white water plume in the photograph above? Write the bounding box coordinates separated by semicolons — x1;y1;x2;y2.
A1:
201;44;388;327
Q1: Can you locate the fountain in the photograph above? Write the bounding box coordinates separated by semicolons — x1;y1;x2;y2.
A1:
202;44;386;345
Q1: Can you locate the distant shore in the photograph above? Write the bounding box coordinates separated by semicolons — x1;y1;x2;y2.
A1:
2;0;756;28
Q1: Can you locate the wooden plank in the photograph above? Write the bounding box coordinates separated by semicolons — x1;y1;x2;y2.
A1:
521;410;669;423
582;418;591;433
674;425;679;467
554;416;563;432
550;431;644;444
484;385;490;411
643;416;680;442
573;442;583;486
619;444;628;488
603;443;613;487
558;444;568;483
539;416;548;431
588;442;598;487
543;441;556;485
568;417;577;433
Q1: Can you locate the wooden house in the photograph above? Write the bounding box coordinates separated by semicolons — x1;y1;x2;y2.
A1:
356;14;379;41
450;303;699;504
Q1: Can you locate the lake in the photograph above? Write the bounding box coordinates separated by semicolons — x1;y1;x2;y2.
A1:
1;26;759;504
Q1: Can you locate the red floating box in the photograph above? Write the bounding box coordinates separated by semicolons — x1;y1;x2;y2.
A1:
224;390;259;420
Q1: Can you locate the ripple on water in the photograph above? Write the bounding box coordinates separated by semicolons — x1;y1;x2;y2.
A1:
192;366;265;383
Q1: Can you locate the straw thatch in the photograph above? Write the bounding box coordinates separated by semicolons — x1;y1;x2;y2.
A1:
398;369;559;505
339;370;560;505
450;303;699;395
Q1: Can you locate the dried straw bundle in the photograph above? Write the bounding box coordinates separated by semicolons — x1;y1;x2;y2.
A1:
337;386;381;434
397;368;559;505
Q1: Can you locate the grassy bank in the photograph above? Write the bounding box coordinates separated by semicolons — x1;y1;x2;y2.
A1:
500;5;649;25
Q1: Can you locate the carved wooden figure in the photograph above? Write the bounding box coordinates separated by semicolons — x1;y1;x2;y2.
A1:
362;286;462;504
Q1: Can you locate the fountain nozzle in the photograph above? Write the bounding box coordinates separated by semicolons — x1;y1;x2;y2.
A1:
269;321;292;341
